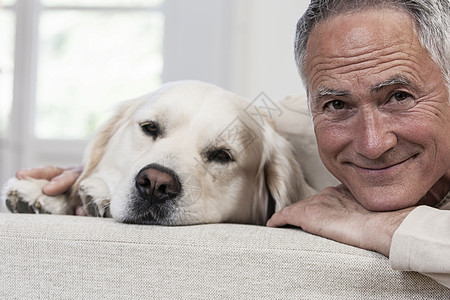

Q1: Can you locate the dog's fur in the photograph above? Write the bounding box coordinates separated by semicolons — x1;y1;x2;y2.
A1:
2;81;337;225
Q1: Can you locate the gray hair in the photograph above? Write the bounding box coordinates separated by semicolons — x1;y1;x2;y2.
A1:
295;0;450;92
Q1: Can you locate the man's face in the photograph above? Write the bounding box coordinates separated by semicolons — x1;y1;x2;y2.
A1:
306;8;450;211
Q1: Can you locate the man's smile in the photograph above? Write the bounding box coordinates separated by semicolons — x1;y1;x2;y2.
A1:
349;154;418;172
342;154;420;182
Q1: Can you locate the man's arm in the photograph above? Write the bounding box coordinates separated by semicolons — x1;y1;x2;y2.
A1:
266;185;414;256
390;206;450;288
267;186;450;288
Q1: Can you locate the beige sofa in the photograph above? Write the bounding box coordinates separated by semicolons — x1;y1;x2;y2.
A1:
0;213;447;299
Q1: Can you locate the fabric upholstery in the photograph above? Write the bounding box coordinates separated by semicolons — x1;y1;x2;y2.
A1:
0;213;447;299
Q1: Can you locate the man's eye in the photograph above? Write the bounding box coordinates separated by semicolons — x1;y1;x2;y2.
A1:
392;91;412;102
140;121;160;139
325;100;346;110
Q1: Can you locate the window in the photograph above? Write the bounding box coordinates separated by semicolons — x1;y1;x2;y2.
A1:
0;0;165;180
10;0;164;140
37;1;164;139
0;0;165;185
0;0;15;138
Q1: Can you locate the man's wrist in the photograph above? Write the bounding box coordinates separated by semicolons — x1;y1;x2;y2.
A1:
363;208;414;257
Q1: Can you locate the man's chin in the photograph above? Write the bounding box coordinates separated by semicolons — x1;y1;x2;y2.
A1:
350;185;419;212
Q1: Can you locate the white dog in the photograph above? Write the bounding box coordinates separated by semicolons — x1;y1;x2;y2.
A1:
1;81;337;225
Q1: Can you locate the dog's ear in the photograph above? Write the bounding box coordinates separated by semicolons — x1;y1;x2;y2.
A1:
71;97;145;196
262;126;316;213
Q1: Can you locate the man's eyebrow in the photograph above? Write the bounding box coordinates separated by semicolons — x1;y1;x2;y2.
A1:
371;76;415;93
311;76;415;103
313;87;350;100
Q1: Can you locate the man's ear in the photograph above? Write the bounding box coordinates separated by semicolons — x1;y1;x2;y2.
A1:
263;126;316;212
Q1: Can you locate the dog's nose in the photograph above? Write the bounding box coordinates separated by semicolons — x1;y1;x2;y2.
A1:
135;164;181;203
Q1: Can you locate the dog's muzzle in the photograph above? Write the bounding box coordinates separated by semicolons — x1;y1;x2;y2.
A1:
135;163;182;203
122;163;184;225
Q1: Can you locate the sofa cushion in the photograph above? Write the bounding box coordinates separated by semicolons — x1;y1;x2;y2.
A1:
0;213;447;298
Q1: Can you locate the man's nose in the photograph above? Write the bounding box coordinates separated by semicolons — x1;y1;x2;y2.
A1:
354;109;397;160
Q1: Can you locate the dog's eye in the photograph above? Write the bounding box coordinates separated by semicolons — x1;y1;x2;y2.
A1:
140;121;160;139
207;149;234;164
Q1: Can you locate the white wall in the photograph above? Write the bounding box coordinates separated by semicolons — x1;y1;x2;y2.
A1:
162;0;309;100
230;0;309;100
162;0;235;88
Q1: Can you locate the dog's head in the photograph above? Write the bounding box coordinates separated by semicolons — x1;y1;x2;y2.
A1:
74;81;315;225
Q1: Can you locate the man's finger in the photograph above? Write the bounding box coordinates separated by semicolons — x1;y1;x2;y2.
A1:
16;166;64;181
266;212;285;227
42;168;82;196
267;206;297;228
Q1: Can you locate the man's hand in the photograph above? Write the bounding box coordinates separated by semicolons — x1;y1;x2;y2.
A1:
16;166;82;196
266;185;415;256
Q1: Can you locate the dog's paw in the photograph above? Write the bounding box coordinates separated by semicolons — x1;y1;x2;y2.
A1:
78;177;111;218
4;189;41;213
2;178;49;214
1;178;73;215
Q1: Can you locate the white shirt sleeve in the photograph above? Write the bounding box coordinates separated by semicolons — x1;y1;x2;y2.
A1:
389;205;450;288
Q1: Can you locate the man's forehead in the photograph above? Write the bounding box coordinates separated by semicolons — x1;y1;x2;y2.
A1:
305;8;427;95
305;8;417;81
306;8;415;57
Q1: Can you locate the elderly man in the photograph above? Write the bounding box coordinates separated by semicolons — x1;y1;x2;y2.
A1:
267;0;450;288
13;0;450;289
